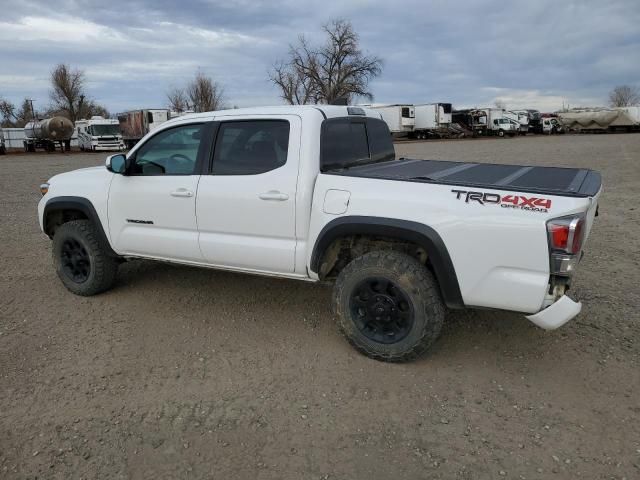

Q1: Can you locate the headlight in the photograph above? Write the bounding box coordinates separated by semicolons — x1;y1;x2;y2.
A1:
40;183;49;196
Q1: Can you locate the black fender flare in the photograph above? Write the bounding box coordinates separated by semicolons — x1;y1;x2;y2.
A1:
43;196;118;257
310;216;464;309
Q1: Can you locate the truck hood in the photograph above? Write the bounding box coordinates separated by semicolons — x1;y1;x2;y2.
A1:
50;165;105;181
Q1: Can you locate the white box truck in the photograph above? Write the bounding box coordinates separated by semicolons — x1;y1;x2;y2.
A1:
481;109;518;137
75;116;125;152
413;103;452;139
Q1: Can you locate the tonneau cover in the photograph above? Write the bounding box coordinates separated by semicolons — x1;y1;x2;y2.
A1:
331;158;601;198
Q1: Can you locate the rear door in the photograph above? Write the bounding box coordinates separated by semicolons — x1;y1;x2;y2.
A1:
196;116;301;273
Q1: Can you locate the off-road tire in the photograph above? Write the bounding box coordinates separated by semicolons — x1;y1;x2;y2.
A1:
333;250;445;362
52;220;119;296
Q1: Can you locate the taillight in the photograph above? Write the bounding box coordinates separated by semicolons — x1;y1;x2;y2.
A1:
547;215;585;254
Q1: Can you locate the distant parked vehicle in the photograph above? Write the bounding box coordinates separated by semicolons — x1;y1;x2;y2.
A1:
504;111;530;135
413;103;452;139
362;104;415;136
23;117;74;152
541;115;564;134
117;109;170;149
474;109;519;137
0;128;6;155
75;116;125;152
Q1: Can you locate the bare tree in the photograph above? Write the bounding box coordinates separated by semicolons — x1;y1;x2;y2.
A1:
0;98;17;127
609;85;640;107
0;97;38;127
186;72;225;112
270;57;319;105
270;19;383;104
167;87;190;112
49;64;86;122
49;63;109;121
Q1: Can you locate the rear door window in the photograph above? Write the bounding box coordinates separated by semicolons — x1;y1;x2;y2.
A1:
211;120;290;175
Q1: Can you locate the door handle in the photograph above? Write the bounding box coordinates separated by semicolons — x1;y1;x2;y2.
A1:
170;188;194;198
259;191;289;201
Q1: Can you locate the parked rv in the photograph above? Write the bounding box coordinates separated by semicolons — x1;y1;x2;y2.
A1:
75;116;125;152
117;109;170;149
413;103;452;139
363;104;414;136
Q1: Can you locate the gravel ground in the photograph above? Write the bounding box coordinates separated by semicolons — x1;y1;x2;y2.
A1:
1;134;639;479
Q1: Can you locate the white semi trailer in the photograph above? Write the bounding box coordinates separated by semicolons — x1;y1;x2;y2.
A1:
75;116;125;151
413;103;452;139
117;109;170;149
363;104;415;136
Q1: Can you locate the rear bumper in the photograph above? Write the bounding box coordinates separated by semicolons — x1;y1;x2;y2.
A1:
525;295;581;330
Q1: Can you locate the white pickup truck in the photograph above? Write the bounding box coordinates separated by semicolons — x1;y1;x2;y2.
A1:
38;105;602;362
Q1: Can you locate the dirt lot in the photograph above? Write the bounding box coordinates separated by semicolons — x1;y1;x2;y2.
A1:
1;134;639;479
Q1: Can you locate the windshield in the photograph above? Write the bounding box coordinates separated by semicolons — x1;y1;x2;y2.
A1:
90;124;120;136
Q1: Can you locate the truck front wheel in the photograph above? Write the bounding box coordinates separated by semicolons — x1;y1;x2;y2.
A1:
52;220;119;296
332;251;445;362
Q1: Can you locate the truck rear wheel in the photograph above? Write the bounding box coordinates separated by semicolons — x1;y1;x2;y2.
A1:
52;220;119;296
332;251;445;362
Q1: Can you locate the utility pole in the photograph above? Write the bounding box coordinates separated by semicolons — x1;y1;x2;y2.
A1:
27;98;36;121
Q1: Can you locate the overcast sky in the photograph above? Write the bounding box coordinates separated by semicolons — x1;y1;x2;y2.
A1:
1;0;639;114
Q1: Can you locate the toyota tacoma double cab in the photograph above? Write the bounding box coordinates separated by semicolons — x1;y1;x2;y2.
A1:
38;105;602;362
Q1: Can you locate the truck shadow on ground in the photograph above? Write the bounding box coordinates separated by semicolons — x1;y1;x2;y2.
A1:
109;259;549;361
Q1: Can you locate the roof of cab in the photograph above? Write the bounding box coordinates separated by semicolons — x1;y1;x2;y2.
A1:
163;105;382;126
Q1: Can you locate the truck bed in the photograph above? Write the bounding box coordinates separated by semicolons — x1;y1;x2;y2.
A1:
331;158;602;197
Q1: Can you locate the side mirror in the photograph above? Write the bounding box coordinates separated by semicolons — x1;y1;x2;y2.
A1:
106;153;128;174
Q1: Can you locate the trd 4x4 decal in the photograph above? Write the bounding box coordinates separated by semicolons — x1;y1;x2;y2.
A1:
452;189;551;213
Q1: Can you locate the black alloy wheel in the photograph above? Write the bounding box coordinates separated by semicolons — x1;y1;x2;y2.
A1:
60;238;91;283
349;277;415;344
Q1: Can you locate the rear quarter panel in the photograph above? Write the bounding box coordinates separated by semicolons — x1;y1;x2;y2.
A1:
308;174;594;313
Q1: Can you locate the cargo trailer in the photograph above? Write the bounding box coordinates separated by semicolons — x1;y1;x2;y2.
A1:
413;103;452;139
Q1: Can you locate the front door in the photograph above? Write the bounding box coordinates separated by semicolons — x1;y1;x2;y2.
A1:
108;122;208;262
196;117;300;273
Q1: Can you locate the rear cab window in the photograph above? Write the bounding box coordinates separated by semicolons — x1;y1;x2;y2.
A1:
321;116;395;171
